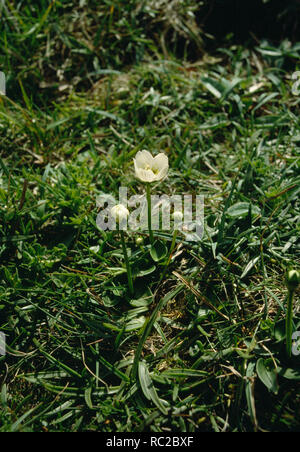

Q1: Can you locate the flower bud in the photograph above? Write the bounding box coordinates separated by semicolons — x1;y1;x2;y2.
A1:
135;236;144;246
111;204;129;223
285;269;300;291
173;211;183;222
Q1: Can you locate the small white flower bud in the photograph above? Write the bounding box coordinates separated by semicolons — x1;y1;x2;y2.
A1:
173;211;183;222
286;269;300;291
111;204;129;223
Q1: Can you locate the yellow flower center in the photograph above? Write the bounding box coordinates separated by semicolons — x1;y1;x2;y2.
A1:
142;163;159;175
146;165;158;174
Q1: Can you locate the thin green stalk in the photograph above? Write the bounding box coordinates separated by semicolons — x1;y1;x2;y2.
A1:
286;289;294;358
146;183;154;244
159;229;178;283
120;230;134;295
285;269;299;358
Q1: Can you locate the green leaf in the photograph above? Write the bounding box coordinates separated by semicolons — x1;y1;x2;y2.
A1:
97;355;130;383
84;388;93;409
160;368;208;378
201;76;223;99
256;358;279;394
278;367;300;381
240;256;260;279
227;202;260;219
124;316;146;332
252;92;279;113
138;361;169;415
129;294;152;308
273;320;286;342
132;259;156;277
136;264;156;277
245;362;258;430
19;371;68;383
150;240;168;262
10;405;41;432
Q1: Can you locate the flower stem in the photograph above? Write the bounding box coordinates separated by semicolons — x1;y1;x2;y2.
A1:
146;183;154;244
120;230;134;295
286;288;295;358
159;229;178;283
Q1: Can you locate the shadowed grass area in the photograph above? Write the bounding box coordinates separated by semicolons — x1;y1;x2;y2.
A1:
0;0;300;433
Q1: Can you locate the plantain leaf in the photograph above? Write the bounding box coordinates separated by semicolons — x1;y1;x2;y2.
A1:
138;361;169;415
256;358;279;394
150;240;168;262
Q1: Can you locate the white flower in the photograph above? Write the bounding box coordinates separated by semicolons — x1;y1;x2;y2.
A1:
133;150;168;183
111;204;129;223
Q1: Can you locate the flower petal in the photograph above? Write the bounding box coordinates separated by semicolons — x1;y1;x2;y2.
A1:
136;168;156;183
152;153;168;171
134;150;153;169
153;153;168;180
155;165;168;181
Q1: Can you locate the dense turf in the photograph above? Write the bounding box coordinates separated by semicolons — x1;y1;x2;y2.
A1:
0;0;300;432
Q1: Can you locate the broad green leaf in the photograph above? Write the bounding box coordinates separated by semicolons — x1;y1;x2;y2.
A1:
278;367;300;381
84;388;93;409
125;316;146;332
150;240;168;262
256;358;279;394
227;202;260;219
273;320;286;342
245;362;258;430
132;259;156;277
138;361;169;415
